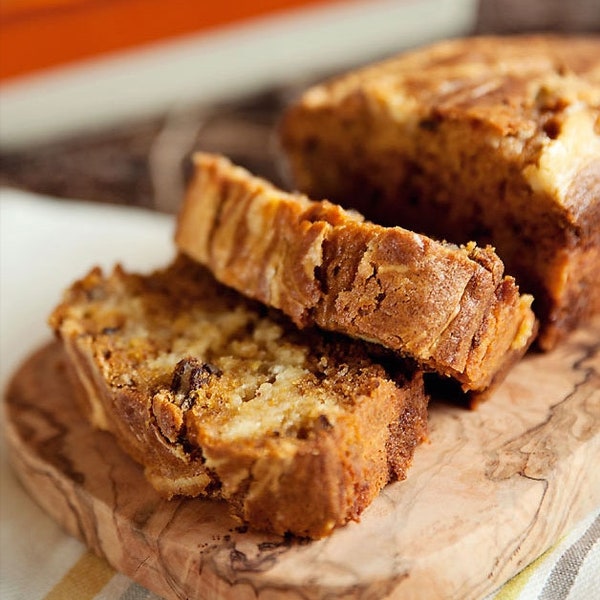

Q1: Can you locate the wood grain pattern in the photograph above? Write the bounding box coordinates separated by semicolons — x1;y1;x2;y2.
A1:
4;318;600;600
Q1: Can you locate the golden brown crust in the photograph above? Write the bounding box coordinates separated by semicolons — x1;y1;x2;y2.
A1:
49;257;428;538
279;34;600;349
175;153;536;395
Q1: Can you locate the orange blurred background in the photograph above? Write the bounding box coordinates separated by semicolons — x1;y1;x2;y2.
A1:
0;0;343;81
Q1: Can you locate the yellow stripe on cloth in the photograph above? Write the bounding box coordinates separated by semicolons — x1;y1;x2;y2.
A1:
493;546;554;600
44;550;115;600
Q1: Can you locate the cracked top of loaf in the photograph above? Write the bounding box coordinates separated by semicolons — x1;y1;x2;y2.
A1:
302;35;600;211
290;35;600;214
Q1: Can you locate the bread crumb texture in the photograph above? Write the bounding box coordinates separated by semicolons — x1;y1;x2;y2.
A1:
49;256;428;538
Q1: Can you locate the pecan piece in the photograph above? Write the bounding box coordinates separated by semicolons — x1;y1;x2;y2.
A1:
153;391;184;443
170;357;222;410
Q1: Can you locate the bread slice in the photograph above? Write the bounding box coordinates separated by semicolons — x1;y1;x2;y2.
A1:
279;34;600;350
175;153;536;397
49;255;428;538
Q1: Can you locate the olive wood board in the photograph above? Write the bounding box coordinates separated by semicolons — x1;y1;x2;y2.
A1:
4;318;600;600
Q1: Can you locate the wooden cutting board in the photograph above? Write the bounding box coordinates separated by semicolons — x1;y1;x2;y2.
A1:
4;318;600;600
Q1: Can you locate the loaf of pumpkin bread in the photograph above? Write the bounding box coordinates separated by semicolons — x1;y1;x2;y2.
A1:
49;255;428;538
279;34;600;350
175;153;536;397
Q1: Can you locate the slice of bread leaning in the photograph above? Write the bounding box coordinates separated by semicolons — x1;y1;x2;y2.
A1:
49;255;428;538
175;153;536;398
